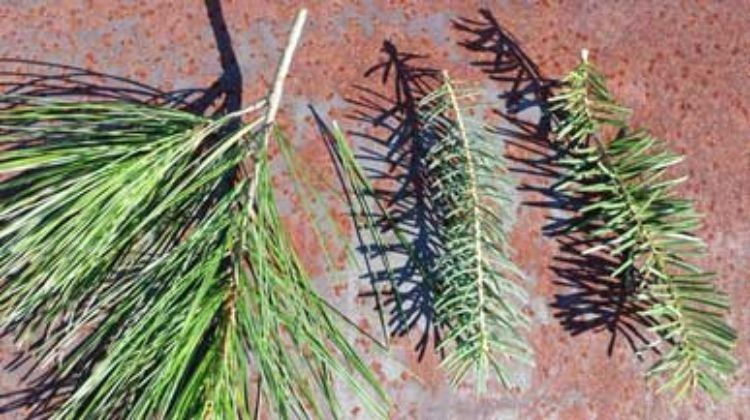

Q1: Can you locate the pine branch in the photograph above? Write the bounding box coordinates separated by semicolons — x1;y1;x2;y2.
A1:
421;72;532;392
306;115;443;350
0;10;387;419
551;51;737;399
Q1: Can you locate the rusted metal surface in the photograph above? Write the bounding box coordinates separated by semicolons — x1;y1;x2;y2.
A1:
0;1;748;418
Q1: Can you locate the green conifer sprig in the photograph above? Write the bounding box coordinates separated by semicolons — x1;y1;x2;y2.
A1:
551;50;737;399
319;72;532;392
0;10;387;419
420;72;532;392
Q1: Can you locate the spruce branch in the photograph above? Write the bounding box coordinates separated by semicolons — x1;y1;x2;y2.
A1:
551;51;737;399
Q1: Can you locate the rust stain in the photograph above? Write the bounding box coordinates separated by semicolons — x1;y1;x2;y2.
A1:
0;0;748;418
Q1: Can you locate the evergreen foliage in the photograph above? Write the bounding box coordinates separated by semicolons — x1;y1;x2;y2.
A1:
0;10;387;419
420;73;532;392
551;50;737;399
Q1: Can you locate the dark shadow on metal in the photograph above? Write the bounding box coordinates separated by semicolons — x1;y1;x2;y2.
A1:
0;0;243;417
455;9;655;357
345;40;444;361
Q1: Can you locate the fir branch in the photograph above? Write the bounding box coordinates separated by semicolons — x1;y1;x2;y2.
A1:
551;51;737;399
0;10;387;419
421;72;532;392
315;104;533;392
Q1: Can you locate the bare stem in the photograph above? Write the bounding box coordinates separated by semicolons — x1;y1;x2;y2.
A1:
245;9;307;212
264;8;308;128
231;9;307;130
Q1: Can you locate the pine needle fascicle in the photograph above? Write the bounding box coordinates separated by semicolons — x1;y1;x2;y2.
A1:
551;50;737;399
421;72;532;392
0;10;387;419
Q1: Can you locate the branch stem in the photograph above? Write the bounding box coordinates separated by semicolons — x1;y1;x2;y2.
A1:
245;9;307;212
264;9;307;129
442;70;489;358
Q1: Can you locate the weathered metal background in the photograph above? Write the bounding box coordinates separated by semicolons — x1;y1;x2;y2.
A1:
0;1;748;418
